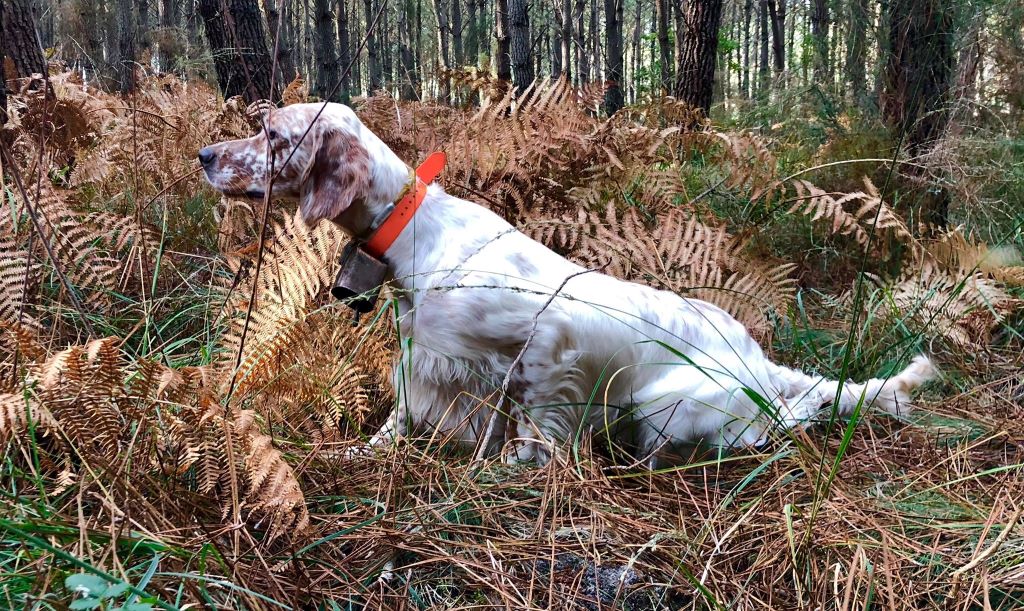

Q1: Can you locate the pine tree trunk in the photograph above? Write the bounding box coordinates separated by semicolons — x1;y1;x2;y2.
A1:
362;0;383;90
313;0;339;100
0;4;6;124
742;0;752;97
432;0;452;100
554;0;571;81
495;0;512;81
590;0;599;84
603;0;623;114
846;0;868;103
466;0;479;65
399;0;418;99
574;0;587;83
629;0;641;102
2;0;49;81
675;0;724;114
882;0;953;224
156;0;180;73
336;0;351;101
263;0;294;84
655;0;671;93
757;0;768;96
508;0;533;92
118;0;136;92
811;0;828;85
767;0;783;73
199;0;278;102
452;0;463;67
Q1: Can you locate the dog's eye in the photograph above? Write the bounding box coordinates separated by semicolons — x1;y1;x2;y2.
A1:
267;129;279;141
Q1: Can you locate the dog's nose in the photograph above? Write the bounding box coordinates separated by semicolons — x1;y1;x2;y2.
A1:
198;147;216;166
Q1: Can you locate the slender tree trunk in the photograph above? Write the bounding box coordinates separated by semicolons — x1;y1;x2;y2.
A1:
508;0;533;92
553;0;571;81
574;0;587;83
655;0;671;93
2;0;50;81
767;0;783;73
846;0;868;103
263;0;294;84
363;0;383;90
603;0;624;114
466;0;479;65
118;0;136;92
757;0;768;96
811;0;828;85
882;0;953;224
156;0;179;72
0;4;6;124
137;0;151;56
629;0;641;101
398;0;418;99
495;0;512;81
433;0;452;99
590;0;599;85
336;0;351;101
742;0;752;97
199;0;279;102
675;0;724;114
313;0;339;100
452;0;463;66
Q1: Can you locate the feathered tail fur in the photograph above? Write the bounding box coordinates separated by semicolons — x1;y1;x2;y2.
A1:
768;355;937;423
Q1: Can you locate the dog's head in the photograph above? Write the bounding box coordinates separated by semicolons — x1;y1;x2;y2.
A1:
199;103;405;228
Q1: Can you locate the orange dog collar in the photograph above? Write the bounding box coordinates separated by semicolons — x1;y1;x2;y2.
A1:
364;152;447;258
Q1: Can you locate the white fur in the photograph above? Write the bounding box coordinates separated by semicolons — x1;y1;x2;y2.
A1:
202;103;937;466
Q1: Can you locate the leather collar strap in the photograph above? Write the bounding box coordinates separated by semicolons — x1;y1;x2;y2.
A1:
364;152;447;258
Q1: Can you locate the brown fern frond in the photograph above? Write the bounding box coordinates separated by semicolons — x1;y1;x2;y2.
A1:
235;409;310;539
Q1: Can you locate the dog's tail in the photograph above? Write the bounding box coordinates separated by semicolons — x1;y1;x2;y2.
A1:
767;355;936;420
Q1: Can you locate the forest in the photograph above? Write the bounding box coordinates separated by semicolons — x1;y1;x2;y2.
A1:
1;0;1023;608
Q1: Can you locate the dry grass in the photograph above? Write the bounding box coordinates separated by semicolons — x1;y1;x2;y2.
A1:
0;71;1022;609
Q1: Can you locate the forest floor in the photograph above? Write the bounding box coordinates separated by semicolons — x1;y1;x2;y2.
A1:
1;73;1023;609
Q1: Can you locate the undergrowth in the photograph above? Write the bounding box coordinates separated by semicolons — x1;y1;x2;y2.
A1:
0;72;1022;609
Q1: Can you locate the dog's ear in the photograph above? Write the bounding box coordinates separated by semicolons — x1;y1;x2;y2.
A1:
299;127;371;225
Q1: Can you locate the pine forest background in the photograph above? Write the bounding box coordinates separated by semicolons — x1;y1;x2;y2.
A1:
1;0;1024;608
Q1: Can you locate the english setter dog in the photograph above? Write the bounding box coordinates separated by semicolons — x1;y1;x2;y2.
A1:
200;103;935;466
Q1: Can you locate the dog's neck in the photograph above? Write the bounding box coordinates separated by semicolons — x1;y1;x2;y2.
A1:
329;135;412;239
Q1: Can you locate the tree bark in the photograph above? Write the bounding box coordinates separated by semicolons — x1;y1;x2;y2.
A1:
363;0;383;91
118;0;136;92
466;0;479;65
433;0;452;100
553;0;571;81
398;0;418;99
199;0;278;102
629;0;641;101
574;0;587;83
508;0;533;92
655;0;671;93
882;0;954;224
811;0;828;85
767;0;783;73
313;0;339;100
336;0;351;101
494;0;512;81
757;0;768;96
603;0;623;114
675;0;724;115
452;0;463;67
742;0;752;97
2;0;49;81
263;0;295;85
846;0;868;103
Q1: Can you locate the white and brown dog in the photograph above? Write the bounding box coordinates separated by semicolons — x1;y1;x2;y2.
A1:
200;102;935;465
